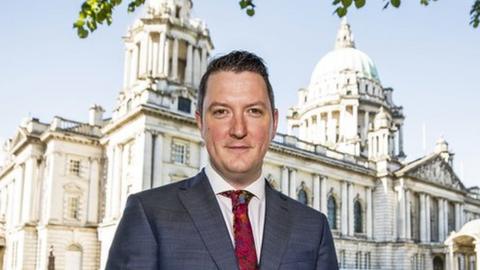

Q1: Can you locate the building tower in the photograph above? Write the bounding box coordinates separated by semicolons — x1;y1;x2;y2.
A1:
98;1;213;268
287;18;405;161
114;0;213;120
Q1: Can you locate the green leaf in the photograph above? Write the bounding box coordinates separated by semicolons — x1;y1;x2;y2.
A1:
332;0;342;5
246;7;255;16
74;19;85;27
239;0;248;9
391;0;401;8
336;6;348;17
354;0;366;8
77;27;89;39
341;0;352;8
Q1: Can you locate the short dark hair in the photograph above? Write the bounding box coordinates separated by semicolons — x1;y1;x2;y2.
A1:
197;50;275;116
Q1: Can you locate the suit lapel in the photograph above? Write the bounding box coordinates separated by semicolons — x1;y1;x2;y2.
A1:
259;184;292;270
178;171;238;270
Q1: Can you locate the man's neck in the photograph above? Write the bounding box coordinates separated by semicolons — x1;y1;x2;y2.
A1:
209;162;262;190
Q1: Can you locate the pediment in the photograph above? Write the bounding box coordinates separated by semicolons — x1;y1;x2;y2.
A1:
405;156;462;190
8;128;28;152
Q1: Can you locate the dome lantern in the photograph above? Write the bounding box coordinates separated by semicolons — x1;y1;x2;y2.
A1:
335;17;355;49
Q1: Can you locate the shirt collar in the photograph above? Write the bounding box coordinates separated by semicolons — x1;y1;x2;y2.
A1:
205;160;265;200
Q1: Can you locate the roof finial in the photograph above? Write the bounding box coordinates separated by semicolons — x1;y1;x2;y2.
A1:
335;17;355;49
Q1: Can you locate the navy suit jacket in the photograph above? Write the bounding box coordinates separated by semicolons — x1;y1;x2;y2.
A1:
105;170;339;269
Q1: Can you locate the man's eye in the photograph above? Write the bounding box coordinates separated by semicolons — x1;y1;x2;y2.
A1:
248;108;263;116
213;109;228;116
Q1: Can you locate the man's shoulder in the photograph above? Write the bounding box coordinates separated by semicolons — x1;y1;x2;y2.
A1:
268;185;328;225
131;171;205;207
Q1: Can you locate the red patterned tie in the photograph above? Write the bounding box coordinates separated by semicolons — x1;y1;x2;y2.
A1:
221;190;258;270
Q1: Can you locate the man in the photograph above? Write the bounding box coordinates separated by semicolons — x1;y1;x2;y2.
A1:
106;51;338;270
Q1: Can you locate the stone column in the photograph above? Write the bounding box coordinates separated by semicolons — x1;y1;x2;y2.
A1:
185;44;193;85
193;47;201;86
341;181;348;236
151;34;159;76
139;33;148;76
455;203;461;231
6;182;15;226
128;45;140;85
201;47;208;74
460;204;465;226
137;130;153;191
112;144;123;218
392;131;397;156
364;111;369;141
320;176;328;214
406;189;411;239
366;187;373;238
398;125;404;156
439;198;445;241
21;158;36;223
313;174;320;211
123;48;132;87
327;111;333;143
289;169;297;199
426;194;431;242
14;163;25;225
348;183;354;236
281;167;289;196
105;145;115;219
475;241;480;270
444;199;449;240
352;105;358;139
446;243;454;270
87;158;99;224
163;37;170;77
172;38;179;80
158;32;165;76
398;187;406;239
420;193;426;242
119;142;130;212
152;133;164;188
339;107;345;141
147;33;153;74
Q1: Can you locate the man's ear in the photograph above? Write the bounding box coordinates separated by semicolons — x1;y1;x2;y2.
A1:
195;110;203;132
271;108;279;140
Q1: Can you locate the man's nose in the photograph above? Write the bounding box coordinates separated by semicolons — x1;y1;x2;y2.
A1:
230;113;247;139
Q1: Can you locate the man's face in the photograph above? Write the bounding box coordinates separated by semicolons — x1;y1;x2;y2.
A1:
196;71;278;187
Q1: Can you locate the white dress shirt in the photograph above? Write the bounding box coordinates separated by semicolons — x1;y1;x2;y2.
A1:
205;162;266;261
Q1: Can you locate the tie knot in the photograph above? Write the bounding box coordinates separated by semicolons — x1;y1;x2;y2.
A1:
220;190;254;207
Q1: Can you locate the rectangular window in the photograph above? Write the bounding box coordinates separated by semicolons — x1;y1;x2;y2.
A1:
171;140;189;165
69;159;81;176
364;252;371;269
68;197;80;220
178;97;191;113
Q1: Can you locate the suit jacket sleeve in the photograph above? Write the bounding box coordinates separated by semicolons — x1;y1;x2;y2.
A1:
316;214;339;269
105;194;158;270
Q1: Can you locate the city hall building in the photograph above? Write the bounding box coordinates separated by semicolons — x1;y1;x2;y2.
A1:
0;0;479;269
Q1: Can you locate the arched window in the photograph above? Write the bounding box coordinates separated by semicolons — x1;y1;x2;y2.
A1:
354;200;363;233
327;195;337;230
448;201;455;233
433;256;444;270
65;244;82;270
297;181;308;205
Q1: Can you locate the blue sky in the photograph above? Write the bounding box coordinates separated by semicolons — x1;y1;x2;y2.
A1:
0;0;478;187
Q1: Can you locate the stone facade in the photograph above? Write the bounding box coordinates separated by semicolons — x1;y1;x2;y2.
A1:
0;1;479;269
